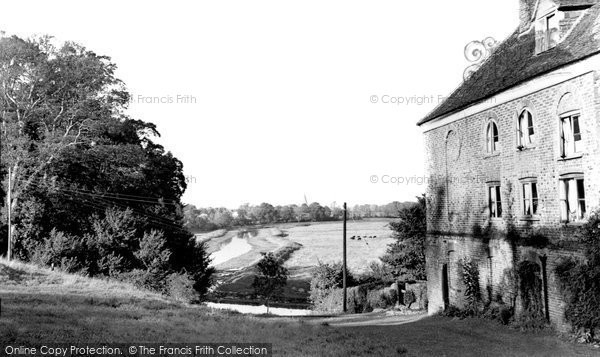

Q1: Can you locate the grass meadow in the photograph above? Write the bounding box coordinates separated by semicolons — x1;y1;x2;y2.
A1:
203;219;394;273
1;259;597;356
283;219;394;274
205;219;394;305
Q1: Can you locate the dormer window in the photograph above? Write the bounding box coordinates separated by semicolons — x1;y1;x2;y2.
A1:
546;13;559;48
535;10;559;54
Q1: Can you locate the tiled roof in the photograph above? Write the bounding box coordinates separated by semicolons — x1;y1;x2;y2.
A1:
417;4;600;126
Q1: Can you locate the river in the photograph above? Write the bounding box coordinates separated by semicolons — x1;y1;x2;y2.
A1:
210;236;252;266
205;302;313;316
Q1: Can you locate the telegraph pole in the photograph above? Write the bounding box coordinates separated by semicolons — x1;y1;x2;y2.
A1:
6;167;11;261
342;202;347;313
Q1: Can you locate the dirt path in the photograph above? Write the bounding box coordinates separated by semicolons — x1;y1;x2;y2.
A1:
304;311;427;327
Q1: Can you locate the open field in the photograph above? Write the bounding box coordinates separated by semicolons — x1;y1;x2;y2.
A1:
283;219;394;274
204;220;394;305
203;219;394;273
1;259;597;356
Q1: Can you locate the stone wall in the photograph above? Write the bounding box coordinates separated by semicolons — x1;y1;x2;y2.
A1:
422;71;599;331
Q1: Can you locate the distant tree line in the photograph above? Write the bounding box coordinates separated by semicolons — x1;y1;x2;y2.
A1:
0;34;213;301
183;201;413;232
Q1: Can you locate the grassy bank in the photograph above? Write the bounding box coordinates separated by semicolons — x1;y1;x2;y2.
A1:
1;259;597;356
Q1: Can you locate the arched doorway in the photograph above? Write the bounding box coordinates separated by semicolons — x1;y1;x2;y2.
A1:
517;260;545;320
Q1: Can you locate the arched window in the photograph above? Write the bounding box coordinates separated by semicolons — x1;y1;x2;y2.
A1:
485;121;499;154
518;109;535;148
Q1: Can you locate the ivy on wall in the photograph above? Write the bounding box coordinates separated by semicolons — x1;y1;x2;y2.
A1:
460;259;482;312
555;211;600;340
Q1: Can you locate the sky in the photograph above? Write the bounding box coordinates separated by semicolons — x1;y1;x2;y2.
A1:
1;0;519;209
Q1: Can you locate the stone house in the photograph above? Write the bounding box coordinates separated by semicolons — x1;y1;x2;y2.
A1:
417;0;600;329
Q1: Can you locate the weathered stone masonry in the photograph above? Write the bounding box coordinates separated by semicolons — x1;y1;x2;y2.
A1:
423;72;600;329
418;0;600;331
417;0;600;331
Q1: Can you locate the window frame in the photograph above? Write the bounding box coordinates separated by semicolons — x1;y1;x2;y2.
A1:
485;120;500;155
546;13;559;49
520;178;539;218
488;183;502;219
535;8;560;54
517;109;536;149
559;111;582;158
559;173;586;223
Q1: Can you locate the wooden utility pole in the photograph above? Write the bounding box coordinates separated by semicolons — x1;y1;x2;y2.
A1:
342;202;347;313
7;167;11;261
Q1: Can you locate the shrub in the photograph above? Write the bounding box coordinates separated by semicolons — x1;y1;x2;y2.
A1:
555;212;600;339
313;285;378;313
441;305;474;319
179;241;215;299
367;287;398;310
30;229;86;273
86;208;141;276
96;252;127;278
167;273;200;303
121;269;168;292
26;210;215;301
498;306;513;325
314;288;344;313
404;290;416;308
357;262;395;285
309;261;355;307
135;230;172;271
515;309;548;331
482;303;514;325
348;285;370;313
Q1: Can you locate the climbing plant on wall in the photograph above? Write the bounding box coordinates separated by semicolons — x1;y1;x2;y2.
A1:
460;259;482;313
516;260;546;330
555;211;600;340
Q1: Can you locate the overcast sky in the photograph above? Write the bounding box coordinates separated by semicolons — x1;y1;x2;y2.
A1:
1;0;519;209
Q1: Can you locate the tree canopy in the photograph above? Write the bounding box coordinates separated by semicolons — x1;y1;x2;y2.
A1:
381;195;427;281
252;252;289;313
0;34;213;299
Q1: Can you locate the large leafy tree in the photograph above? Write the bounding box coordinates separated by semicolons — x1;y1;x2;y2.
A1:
381;195;427;281
250;203;278;225
1;35;131;247
0;34;212;296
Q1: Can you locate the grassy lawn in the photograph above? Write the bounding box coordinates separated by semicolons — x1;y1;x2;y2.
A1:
1;259;597;356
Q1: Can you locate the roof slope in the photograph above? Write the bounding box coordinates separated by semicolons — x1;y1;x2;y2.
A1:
418;4;600;126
